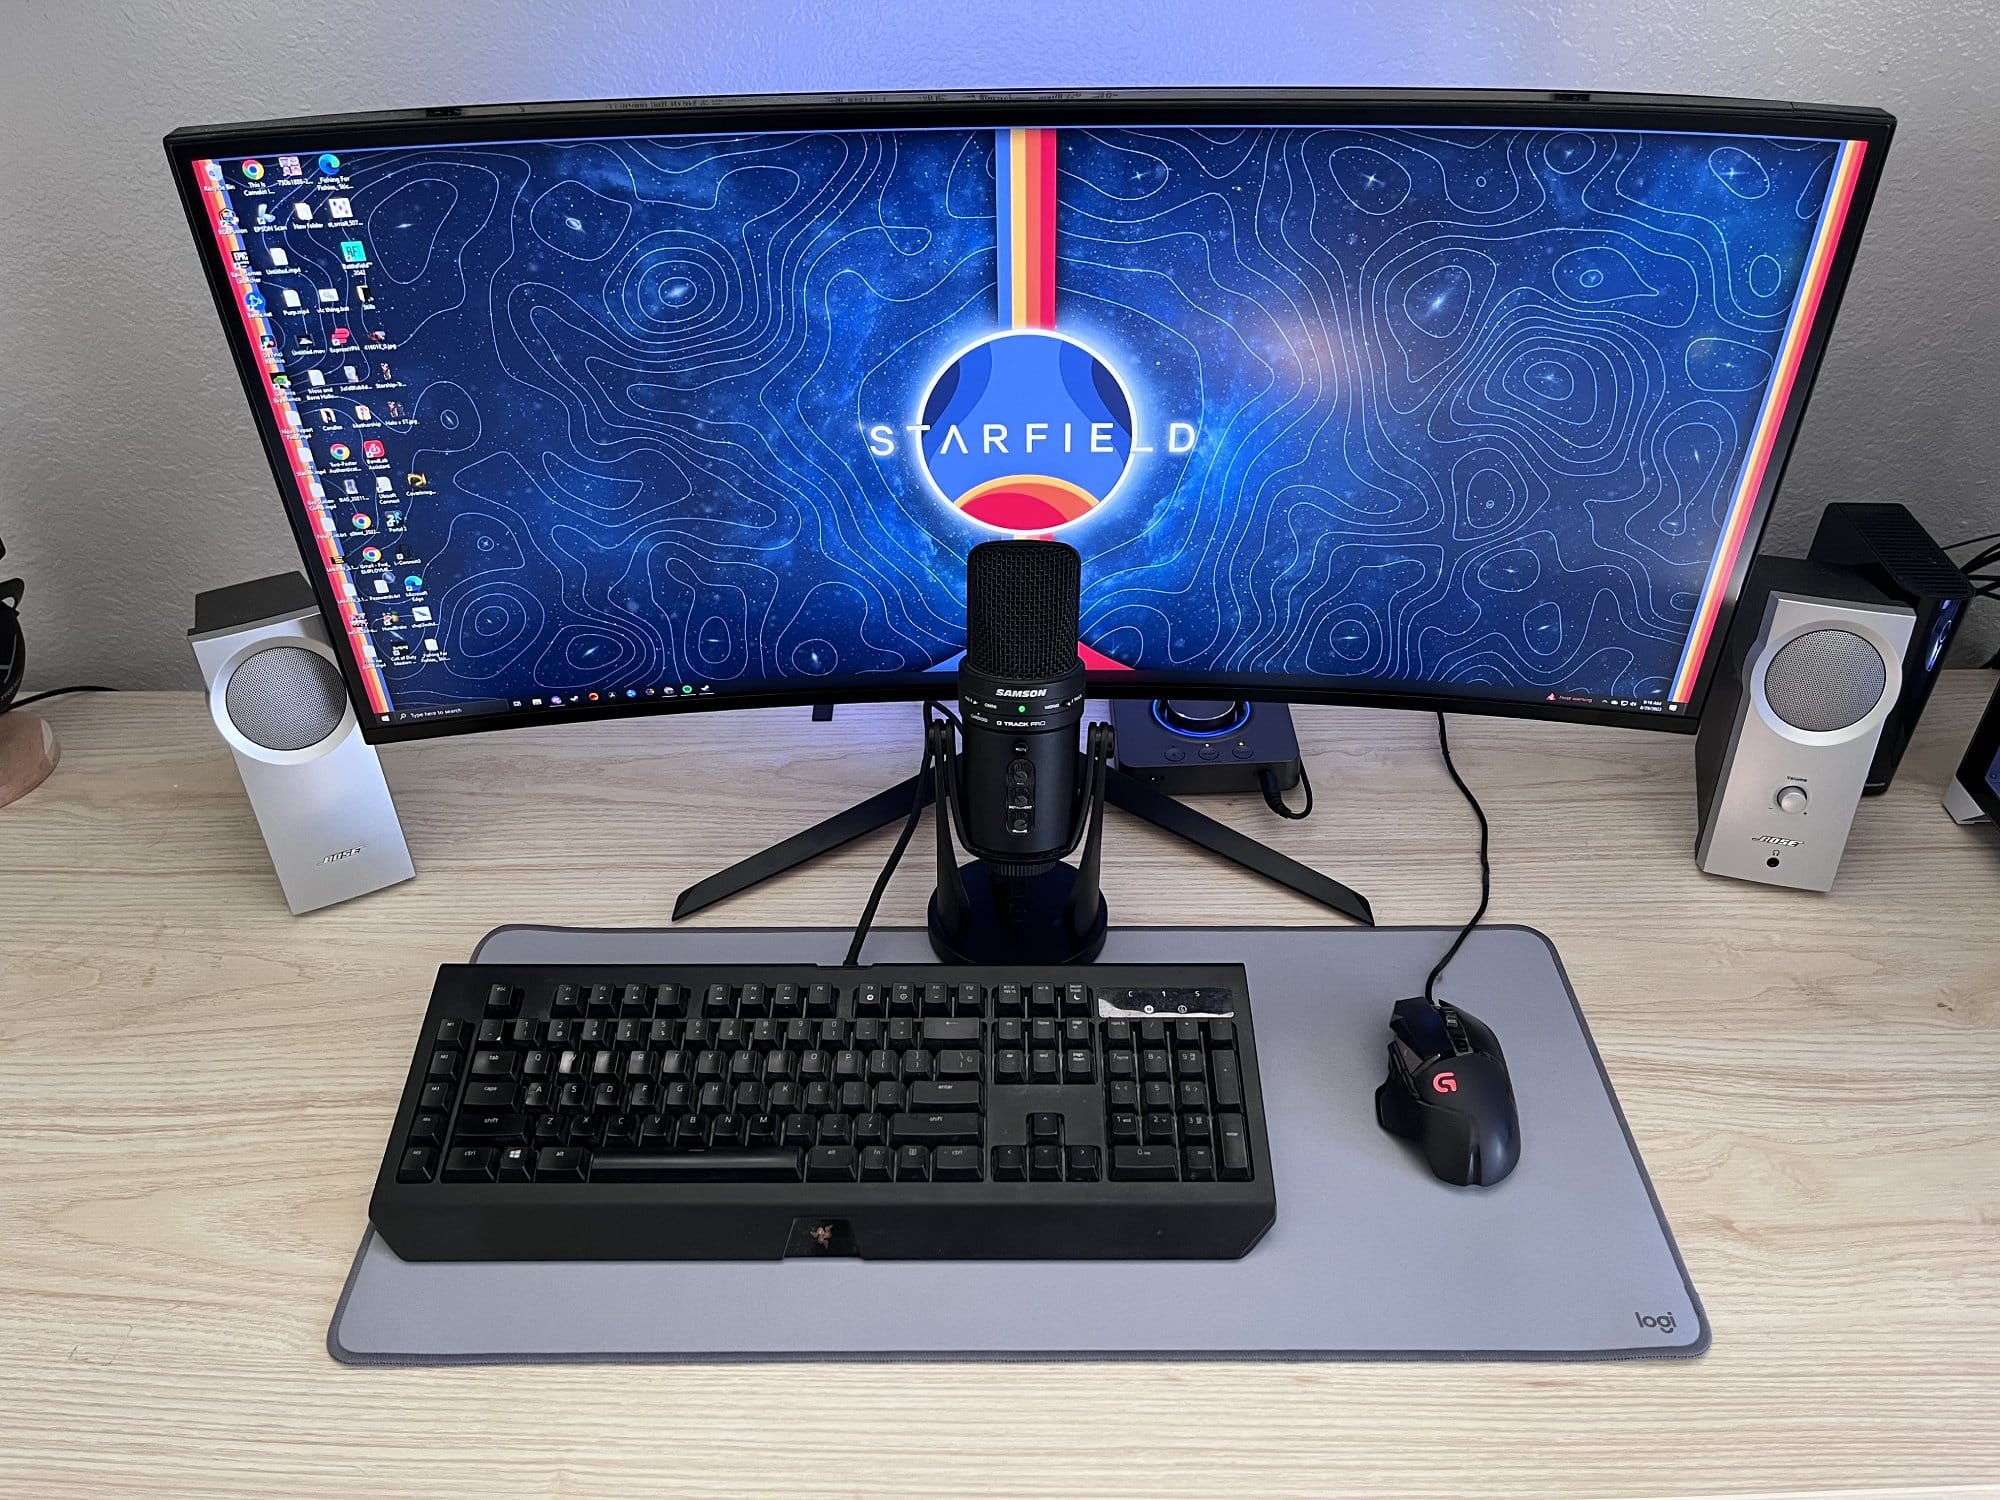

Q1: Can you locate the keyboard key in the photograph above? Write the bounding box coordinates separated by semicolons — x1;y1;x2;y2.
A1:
1064;1048;1094;1083
1108;1112;1140;1144
922;1018;979;1047
420;1082;451;1111
550;983;581;1017
1183;1145;1216;1181
470;1049;518;1079
991;1144;1026;1181
807;1145;858;1182
1143;1111;1178;1144
1218;1115;1252;1180
454;1112;526;1144
1029;1112;1063;1143
397;1146;436;1183
806;984;837;1018
586;984;616;1016
1181;1112;1212;1144
497;1145;535;1182
443;1146;497;1182
407;1112;444;1145
1111;1145;1179;1181
485;983;520;1017
921;983;951;1017
994;983;1024;1017
1141;1049;1169;1080
933;1145;982;1181
426;1049;459;1080
936;1048;982;1079
891;1112;982;1146
1065;1145;1101;1182
1063;983;1091;1017
592;1151;803;1183
1030;984;1057;1016
909;1080;982;1111
1175;1048;1205;1079
994;1049;1026;1084
896;1145;931;1181
1030;1145;1063;1180
434;1017;470;1048
859;1145;894;1181
1212;1052;1244;1109
1030;1049;1059;1083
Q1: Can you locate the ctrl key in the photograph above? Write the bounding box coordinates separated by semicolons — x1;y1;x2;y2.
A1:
396;1146;437;1183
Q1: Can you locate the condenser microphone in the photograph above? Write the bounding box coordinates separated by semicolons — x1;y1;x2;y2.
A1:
956;540;1087;866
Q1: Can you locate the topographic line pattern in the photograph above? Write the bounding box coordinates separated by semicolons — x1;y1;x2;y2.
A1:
288;124;1839;710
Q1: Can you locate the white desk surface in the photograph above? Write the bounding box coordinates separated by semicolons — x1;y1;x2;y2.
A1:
2;677;1996;1497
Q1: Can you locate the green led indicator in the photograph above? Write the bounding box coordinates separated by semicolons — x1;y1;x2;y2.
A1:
1017;704;1028;714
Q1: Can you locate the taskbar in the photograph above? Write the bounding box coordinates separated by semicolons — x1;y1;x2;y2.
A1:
376;682;724;725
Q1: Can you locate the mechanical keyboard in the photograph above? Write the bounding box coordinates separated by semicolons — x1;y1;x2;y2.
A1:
369;963;1276;1260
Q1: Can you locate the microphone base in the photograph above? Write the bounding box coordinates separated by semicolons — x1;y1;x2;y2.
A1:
927;860;1109;966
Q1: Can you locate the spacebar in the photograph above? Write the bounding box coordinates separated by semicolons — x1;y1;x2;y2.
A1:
591;1151;804;1182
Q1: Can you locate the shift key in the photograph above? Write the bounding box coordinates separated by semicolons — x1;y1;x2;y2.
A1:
890;1111;982;1145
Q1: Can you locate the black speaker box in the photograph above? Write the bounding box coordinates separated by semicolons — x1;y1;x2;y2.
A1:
1807;502;1973;793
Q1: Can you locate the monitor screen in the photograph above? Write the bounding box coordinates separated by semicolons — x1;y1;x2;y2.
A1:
172;93;1884;737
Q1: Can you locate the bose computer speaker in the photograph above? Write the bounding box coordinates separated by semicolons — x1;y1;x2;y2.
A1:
1694;557;1914;892
1807;502;1974;794
188;573;413;914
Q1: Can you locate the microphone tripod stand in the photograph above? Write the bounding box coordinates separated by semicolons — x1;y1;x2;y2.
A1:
673;708;1375;943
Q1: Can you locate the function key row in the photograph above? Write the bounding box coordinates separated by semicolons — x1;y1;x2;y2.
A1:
481;979;1109;1021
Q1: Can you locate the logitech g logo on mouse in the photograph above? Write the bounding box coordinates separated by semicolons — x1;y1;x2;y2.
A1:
1635;1312;1677;1334
1431;1071;1457;1094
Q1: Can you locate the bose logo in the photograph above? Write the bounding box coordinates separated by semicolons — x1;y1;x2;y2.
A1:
321;846;364;864
994;687;1048;698
1752;835;1803;848
1635;1312;1677;1335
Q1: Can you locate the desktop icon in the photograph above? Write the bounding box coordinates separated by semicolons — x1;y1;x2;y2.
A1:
362;439;386;459
242;289;267;313
240;159;265;181
367;329;388;343
317;287;340;304
331;329;352;348
342;478;359;494
204;160;225;182
267;248;290;268
305;369;326;387
279;155;302;178
353;404;373;421
404;574;424;591
318;153;341;175
350;512;372;530
424;637;441;653
375;476;394;493
412;607;433;624
293;202;314;222
280;289;301;309
359;545;382;564
372;578;390;596
377;362;393;380
405;471;428;488
328;197;353;218
340;240;368;263
327;441;351;461
255;204;276;227
356;285;375;308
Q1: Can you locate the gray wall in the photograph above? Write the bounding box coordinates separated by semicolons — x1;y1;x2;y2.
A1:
3;0;1995;693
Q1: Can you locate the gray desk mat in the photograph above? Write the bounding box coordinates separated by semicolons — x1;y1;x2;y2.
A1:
329;924;1708;1364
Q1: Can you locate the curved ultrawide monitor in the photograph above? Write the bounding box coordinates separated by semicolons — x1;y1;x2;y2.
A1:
167;90;1891;740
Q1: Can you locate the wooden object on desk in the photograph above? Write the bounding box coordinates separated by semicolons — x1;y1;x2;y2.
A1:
0;707;57;808
1;677;1997;1498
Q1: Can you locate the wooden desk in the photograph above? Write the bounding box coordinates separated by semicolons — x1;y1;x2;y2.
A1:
3;678;1997;1498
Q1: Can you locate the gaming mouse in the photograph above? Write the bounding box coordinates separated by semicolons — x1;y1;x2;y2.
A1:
1375;996;1520;1186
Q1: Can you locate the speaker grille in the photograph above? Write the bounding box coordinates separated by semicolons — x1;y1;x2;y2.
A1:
225;646;350;750
965;540;1081;679
1763;628;1886;732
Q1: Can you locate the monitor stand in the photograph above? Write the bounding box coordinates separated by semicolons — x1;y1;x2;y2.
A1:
673;714;1374;928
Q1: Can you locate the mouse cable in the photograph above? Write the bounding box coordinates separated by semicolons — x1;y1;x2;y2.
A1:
1421;712;1491;1008
3;684;118;714
844;717;940;967
1258;763;1314;820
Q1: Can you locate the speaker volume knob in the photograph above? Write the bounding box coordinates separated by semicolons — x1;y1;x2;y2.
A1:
1775;785;1809;814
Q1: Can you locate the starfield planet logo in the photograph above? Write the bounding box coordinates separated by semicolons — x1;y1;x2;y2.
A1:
865;330;1194;533
862;127;1196;536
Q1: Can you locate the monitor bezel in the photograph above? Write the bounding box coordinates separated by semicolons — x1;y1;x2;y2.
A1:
166;87;1895;745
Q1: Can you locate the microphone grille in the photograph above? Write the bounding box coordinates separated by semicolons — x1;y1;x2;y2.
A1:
965;540;1082;679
